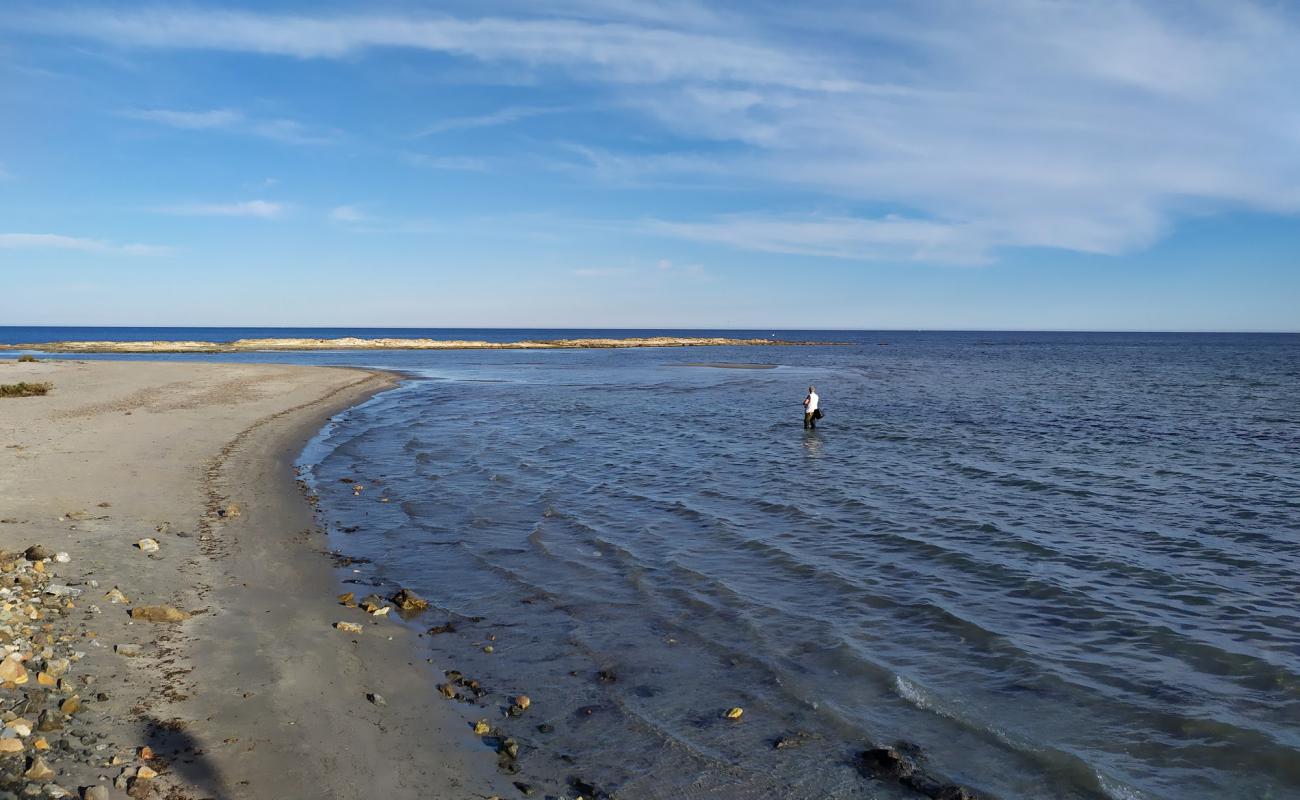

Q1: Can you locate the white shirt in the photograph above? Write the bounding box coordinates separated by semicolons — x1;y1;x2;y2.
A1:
805;391;819;413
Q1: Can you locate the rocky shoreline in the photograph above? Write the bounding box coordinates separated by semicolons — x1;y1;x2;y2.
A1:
1;337;826;355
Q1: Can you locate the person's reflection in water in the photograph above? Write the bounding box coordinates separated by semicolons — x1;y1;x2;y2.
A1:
801;429;822;457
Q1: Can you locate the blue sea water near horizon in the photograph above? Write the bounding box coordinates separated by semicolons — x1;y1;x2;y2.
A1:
4;328;1299;799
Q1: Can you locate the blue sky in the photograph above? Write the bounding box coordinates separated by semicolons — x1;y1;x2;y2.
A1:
1;0;1297;330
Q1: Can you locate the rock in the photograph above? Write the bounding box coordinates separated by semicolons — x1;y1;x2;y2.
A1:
59;696;80;715
53;554;70;564
772;732;807;749
114;644;141;658
857;747;914;780
7;720;32;737
0;658;28;684
426;623;456;636
498;738;519;759
135;766;156;780
934;787;976;800
336;592;354;605
536;723;554;734
134;539;159;553
35;712;59;733
36;673;54;688
389;588;428;612
44;659;69;679
217;503;240;519
22;547;50;562
358;595;386;614
473;720;490;736
103;588;128;605
129;606;189;623
334;621;363;634
436;683;456;699
365;692;386;706
597;669;617;683
482;645;494;654
0;739;22;755
513;782;536;797
514;694;531;711
139;746;154;760
22;757;53;781
724;707;744;720
83;787;109;800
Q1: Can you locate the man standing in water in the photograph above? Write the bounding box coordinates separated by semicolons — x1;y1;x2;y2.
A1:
803;385;820;429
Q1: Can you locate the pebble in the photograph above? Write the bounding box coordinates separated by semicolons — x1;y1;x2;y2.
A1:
725;707;744;720
83;786;109;800
22;758;53;781
133;540;159;553
102;589;128;605
365;693;386;707
334;621;363;634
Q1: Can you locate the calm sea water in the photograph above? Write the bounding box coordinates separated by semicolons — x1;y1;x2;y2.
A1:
7;329;1299;799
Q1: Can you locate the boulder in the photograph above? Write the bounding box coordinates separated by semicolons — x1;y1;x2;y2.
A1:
389;588;428;612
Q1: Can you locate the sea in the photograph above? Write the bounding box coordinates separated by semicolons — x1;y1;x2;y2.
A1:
4;328;1298;800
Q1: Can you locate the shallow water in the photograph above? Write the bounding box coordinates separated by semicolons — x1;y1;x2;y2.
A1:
9;328;1299;798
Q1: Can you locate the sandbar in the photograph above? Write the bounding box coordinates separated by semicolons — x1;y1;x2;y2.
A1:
2;336;823;354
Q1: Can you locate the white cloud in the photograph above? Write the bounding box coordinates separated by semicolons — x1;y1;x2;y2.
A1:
573;267;633;278
121;107;336;144
0;233;171;255
158;200;287;218
405;153;490;171
21;2;1300;263
329;205;367;223
415;105;558;137
121;108;242;129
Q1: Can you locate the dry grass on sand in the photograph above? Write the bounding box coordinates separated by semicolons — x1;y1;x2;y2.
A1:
0;381;52;397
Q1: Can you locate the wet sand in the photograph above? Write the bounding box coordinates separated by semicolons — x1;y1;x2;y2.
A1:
0;359;511;799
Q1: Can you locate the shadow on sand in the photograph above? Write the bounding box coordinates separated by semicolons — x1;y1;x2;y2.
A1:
139;715;228;800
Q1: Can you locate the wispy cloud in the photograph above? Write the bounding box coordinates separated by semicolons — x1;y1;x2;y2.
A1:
415;105;559;137
158;200;287;219
121;107;337;145
21;3;1300;263
0;233;171;255
121;108;242;129
573;267;632;278
405;153;490;171
328;205;368;223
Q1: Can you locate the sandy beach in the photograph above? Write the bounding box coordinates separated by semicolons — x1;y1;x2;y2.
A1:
0;359;510;799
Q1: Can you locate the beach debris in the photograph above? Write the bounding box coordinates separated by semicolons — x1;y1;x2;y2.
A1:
22;545;50;561
389;588;428;612
217;502;241;518
473;719;491;736
104;587;129;604
129;605;189;623
135;538;160;553
334;621;363;634
724;707;744;720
